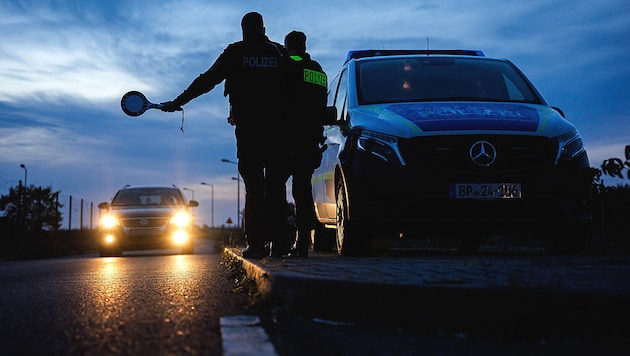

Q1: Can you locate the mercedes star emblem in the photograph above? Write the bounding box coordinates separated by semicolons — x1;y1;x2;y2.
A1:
469;141;497;166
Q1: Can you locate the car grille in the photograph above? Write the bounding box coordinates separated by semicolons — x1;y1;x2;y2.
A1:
120;217;169;228
398;135;557;178
128;228;162;237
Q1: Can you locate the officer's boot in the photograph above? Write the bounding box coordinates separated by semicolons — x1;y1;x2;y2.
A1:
293;228;311;257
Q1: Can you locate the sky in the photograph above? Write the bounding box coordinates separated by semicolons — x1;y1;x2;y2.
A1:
1;0;629;230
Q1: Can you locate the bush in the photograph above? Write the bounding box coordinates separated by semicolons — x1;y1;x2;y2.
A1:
593;184;630;253
0;229;97;261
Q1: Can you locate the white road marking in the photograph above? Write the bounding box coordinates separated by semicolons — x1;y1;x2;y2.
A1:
220;315;278;356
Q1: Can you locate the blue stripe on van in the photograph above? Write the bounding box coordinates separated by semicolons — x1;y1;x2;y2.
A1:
387;102;540;132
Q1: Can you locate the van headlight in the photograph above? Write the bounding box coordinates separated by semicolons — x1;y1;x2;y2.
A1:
556;129;585;162
357;130;404;165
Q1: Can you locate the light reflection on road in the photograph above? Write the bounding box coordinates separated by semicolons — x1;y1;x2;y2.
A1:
83;247;204;343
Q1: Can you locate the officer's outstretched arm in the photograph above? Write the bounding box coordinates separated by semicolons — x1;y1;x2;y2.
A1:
160;101;183;112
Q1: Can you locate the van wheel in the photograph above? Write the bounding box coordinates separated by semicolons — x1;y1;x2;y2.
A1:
336;180;369;256
457;234;482;253
312;225;335;252
544;220;591;255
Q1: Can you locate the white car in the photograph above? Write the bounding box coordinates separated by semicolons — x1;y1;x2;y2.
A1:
97;185;198;257
312;50;593;256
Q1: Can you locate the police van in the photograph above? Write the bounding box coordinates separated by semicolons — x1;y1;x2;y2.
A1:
311;49;593;256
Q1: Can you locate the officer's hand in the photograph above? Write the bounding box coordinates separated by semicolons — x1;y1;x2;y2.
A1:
160;101;182;112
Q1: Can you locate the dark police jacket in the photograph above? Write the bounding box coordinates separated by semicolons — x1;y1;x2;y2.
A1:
287;52;328;169
173;33;290;156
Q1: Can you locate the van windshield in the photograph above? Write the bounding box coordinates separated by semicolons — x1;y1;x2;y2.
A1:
356;57;542;105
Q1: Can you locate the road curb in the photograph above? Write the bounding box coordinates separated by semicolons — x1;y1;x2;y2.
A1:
225;247;630;334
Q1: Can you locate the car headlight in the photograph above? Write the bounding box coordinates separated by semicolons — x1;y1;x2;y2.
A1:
170;212;192;228
173;231;189;244
357;130;404;165
556;129;585;162
100;214;119;228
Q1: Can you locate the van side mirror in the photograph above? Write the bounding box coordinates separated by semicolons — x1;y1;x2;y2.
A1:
188;200;199;208
98;202;109;209
551;106;565;118
322;106;338;125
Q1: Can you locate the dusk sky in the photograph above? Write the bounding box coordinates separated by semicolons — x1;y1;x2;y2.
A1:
1;0;629;229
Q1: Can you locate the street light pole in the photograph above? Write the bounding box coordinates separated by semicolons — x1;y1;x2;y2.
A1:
183;187;195;216
201;182;214;228
18;164;27;232
20;164;27;187
183;187;195;201
231;177;241;229
221;158;240;229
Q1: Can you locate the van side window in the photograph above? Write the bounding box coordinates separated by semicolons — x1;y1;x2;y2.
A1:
334;69;348;122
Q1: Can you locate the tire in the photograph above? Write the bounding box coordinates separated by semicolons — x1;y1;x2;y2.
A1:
312;225;335;252
456;234;482;253
335;179;369;256
181;243;195;255
99;246;122;257
544;220;592;255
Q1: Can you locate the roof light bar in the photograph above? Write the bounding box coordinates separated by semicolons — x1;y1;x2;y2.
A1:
345;49;485;62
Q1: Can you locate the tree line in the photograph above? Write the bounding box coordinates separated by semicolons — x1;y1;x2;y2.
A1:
0;183;62;233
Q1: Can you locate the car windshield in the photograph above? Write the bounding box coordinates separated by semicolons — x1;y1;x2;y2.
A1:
356;57;541;105
111;188;184;206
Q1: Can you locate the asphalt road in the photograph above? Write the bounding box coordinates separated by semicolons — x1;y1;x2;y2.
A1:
0;239;252;355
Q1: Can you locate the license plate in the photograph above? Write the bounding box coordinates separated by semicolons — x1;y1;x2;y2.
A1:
450;183;522;199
